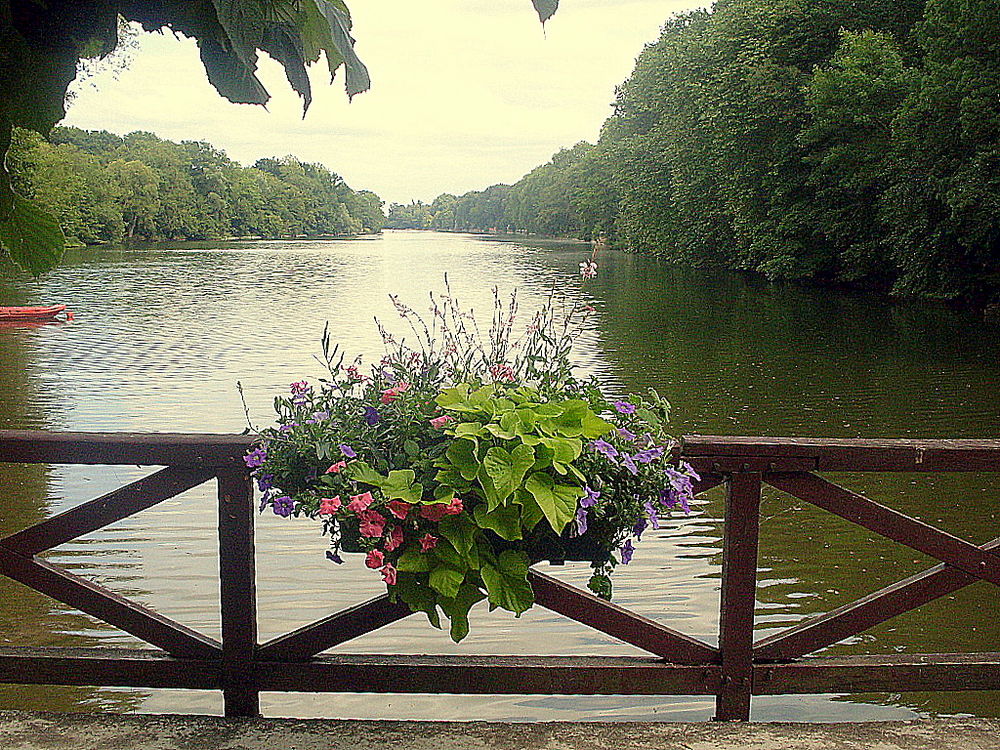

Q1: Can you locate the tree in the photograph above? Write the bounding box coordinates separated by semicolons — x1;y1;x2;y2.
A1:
0;0;559;274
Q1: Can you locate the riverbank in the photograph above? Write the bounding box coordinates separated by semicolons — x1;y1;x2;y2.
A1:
3;712;1000;750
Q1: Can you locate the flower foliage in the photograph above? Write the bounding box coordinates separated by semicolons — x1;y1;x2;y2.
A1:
246;287;698;641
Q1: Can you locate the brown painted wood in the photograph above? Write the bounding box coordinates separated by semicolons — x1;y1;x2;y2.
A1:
682;435;1000;472
257;595;413;662
217;469;260;717
754;652;1000;695
767;473;1000;587
755;537;1000;661
715;472;762;721
529;569;718;664
0;646;220;689
0;466;214;556
255;654;723;695
0;547;221;659
0;430;254;467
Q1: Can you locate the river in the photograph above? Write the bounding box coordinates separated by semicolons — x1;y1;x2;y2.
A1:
1;229;999;721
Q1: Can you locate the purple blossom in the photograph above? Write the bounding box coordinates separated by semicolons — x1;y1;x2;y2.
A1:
574;506;589;536
581;485;600;508
244;446;267;468
591;438;619;460
644;500;660;529
680;461;702;482
272;495;295;518
326;549;344;565
659;488;677;509
278;422;298;433
620;539;635;565
363;406;382;426
613;400;636;415
255;473;274;492
305;411;330;424
621;454;639;476
618;427;637;442
634;446;665;464
339;444;357;458
632;516;647;539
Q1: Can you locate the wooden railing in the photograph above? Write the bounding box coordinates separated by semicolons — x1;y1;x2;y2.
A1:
1;429;998;721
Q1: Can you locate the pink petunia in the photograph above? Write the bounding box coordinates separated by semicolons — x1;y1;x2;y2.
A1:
325;461;348;474
385;525;404;552
347;491;374;513
419;533;438;552
429;415;454;429
380;388;399;404
386;500;412;520
381;563;397;585
359;510;386;538
318;495;342;515
419;503;449;522
365;549;385;569
444;496;464;515
396;381;411;393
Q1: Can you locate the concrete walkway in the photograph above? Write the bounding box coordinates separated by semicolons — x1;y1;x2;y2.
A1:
2;712;1000;750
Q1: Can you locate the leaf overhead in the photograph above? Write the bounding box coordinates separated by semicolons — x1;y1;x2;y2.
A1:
532;0;560;24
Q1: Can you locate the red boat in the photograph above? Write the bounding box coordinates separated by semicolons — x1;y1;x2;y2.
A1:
0;304;73;322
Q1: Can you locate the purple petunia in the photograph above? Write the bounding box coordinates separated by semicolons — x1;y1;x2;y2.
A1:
244;446;267;468
326;549;344;565
644;500;660;529
632;516;648;539
621;454;639;476
581;485;601;508
305;411;330;425
339;444;357;458
272;495;295;518
613;400;636;415
574;506;589;536
618;427;637;442
256;473;274;492
591;438;619;460
634;446;665;464
363;406;382;426
620;539;635;565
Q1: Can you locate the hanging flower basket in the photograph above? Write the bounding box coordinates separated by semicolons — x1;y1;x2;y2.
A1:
245;286;698;641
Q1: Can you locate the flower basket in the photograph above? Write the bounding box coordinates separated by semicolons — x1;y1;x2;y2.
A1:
245;287;698;641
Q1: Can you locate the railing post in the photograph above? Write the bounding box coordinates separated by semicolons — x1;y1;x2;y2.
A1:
714;470;762;721
218;468;259;717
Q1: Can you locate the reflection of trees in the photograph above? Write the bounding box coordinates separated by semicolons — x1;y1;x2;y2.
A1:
0;269;141;711
581;253;1000;717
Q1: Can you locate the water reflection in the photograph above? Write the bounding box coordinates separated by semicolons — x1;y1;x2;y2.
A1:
1;231;999;719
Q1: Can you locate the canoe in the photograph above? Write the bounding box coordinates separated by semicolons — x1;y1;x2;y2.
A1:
0;304;69;321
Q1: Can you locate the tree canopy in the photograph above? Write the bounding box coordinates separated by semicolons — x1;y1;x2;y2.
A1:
0;0;558;274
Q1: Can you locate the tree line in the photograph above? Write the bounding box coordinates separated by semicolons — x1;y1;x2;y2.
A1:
394;0;999;304
7;127;385;246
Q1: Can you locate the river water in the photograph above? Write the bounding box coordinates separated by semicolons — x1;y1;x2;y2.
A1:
1;230;999;721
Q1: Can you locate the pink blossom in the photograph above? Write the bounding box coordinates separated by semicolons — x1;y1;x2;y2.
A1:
396;381;411;393
319;496;342;515
381;563;397;585
347;491;374;513
419;503;449;522
359;510;386;538
385;525;404;552
429;415;455;429
419;533;438;552
381;388;399;404
387;500;412;520
365;549;384;569
325;461;348;474
444;496;464;515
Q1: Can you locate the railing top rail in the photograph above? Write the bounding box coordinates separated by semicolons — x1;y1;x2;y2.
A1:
0;430;254;467
682;435;1000;472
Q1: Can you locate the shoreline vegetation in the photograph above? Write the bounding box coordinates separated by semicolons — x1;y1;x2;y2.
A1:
7;126;386;249
388;0;999;308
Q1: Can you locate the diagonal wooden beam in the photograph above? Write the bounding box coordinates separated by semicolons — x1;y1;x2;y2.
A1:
1;467;214;556
0;546;221;659
257;594;414;662
528;569;718;664
766;472;1000;588
755;536;1000;661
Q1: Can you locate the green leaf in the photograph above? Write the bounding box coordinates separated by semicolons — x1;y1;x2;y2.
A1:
429;564;465;599
392;571;441;628
436;384;473;412
473;502;523;541
480;550;534;615
345;460;384;486
481;443;536;507
310;0;372;98
524;472;583;534
382;469;423;502
446;438;481;481
403;439;421;457
454;422;486;440
396;549;433;573
439;582;486;643
532;0;560;24
438;514;478;559
0;193;66;276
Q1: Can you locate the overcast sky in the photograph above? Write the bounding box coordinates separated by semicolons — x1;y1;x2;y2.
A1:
63;1;704;205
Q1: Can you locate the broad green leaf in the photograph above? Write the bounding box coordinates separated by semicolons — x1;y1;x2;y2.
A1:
580;411;616;439
438;514;478;559
439;582;486;643
454;422;486;440
396;549;433;573
446;438;480;481
532;0;560;24
392;571;441;628
310;0;371;98
436;384;473;412
473;502;523;541
345;460;384;486
429;564;464;599
517;489;545;530
431;537;465;569
480;550;534;615
0;193;65;276
481;443;536;506
524;472;582;534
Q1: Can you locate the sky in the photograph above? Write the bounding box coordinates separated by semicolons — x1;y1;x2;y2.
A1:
63;1;705;205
